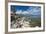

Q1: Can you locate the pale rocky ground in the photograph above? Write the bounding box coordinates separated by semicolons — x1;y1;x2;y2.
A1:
11;17;30;28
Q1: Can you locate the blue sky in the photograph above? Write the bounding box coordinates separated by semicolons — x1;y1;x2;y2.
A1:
11;5;41;15
11;5;29;11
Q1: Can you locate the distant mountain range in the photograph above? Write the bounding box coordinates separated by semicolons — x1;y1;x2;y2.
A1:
16;14;41;18
11;11;41;18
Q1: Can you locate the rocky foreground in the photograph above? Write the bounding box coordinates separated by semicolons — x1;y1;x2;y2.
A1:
11;17;31;28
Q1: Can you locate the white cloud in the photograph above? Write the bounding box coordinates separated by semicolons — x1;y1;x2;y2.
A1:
16;7;41;15
16;10;30;14
22;11;29;14
27;7;41;15
16;10;22;14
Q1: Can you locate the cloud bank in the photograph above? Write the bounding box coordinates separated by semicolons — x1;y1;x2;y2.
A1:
16;7;41;15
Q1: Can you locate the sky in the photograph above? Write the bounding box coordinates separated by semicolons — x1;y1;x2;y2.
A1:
11;5;41;15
